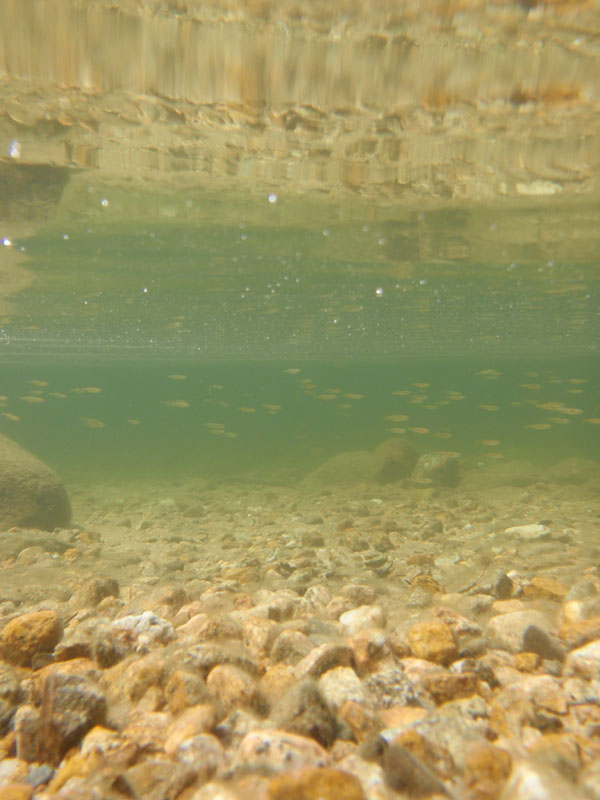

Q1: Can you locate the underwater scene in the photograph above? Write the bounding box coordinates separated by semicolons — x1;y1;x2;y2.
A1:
1;2;600;799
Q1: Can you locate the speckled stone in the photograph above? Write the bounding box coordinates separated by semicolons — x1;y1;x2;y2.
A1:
235;729;330;772
206;663;264;714
0;610;62;667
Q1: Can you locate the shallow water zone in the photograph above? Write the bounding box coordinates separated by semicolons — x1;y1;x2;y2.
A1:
1;3;600;799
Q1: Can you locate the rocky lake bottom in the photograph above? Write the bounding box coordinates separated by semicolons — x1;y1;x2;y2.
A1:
1;454;600;800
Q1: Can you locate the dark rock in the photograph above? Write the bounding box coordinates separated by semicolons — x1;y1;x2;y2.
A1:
492;570;514;600
546;457;599;486
0;433;71;531
412;452;460;488
16;671;106;764
522;625;566;663
272;679;338;748
371;439;419;484
382;741;451;797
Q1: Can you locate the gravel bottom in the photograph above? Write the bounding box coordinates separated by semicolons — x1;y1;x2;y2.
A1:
0;463;599;800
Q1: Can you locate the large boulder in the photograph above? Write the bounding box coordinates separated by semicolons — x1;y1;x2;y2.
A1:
0;433;71;530
370;439;419;484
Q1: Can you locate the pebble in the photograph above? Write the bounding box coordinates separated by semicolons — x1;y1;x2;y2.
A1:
406;620;458;665
272;679;338;748
268;767;365;800
235;729;330;771
486;610;555;653
504;524;551;541
0;610;62;667
0;474;598;799
339;605;386;636
565;639;600;679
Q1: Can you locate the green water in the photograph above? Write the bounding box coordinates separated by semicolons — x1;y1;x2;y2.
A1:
1;186;598;484
0;356;598;485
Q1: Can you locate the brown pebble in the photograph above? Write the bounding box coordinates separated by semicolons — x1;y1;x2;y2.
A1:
0;610;62;667
515;652;541;672
407;620;458;665
268;767;365;800
0;786;34;800
206;663;263;714
465;740;512;784
422;670;478;704
522;576;569;601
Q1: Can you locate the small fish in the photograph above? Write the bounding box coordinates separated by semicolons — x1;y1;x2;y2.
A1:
205;422;225;429
557;407;583;415
480;439;501;446
2;412;20;421
168;374;187;381
49;392;67;399
161;400;190;408
344;393;364;400
20;396;45;403
263;404;281;411
238;407;256;413
82;417;105;428
30;380;49;387
584;418;600;425
409;427;429;434
520;383;542;390
476;369;501;378
526;423;551;430
384;414;409;422
412;382;430;388
392;390;411;396
72;386;102;394
387;427;406;434
316;395;336;401
434;432;453;439
128;419;141;425
283;368;302;375
478;404;500;412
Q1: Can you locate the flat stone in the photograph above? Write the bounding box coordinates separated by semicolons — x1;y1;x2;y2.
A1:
267;767;365;800
486;611;554;654
504;524;551;541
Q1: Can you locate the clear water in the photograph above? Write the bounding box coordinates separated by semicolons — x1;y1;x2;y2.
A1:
1;182;598;486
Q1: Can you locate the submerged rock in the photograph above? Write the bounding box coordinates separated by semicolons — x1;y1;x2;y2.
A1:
412;451;461;487
0;433;71;531
370;439;418;484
